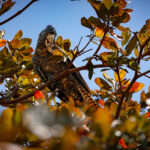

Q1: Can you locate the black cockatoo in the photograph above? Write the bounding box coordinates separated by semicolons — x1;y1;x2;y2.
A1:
32;25;99;109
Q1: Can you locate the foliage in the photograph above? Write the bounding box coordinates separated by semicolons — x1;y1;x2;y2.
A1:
0;0;150;149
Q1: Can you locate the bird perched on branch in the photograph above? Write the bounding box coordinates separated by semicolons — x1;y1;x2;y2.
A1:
32;25;99;110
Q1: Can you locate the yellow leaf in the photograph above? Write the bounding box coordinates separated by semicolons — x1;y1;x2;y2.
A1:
93;108;113;139
0;39;7;47
56;36;63;47
122;116;137;132
12;56;17;62
63;39;71;52
95;27;104;38
52;49;64;56
114;70;126;82
0;108;13;129
21;78;30;86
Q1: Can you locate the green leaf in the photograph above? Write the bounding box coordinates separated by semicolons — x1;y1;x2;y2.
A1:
81;17;93;29
128;60;140;71
124;35;138;56
88;16;104;28
88;62;94;80
112;13;130;26
121;29;131;46
102;0;113;10
139;19;150;45
10;39;20;50
21;78;30;86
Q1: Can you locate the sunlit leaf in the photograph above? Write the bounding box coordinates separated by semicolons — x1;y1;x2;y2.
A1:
121;29;131;46
95;27;104;38
56;36;63;47
95;77;112;91
14;30;23;40
0;39;7;47
102;37;119;51
130;82;145;93
102;0;113;10
124;35;137;56
114;69;126;82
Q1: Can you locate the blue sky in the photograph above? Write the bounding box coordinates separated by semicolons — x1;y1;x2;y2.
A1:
0;0;150;102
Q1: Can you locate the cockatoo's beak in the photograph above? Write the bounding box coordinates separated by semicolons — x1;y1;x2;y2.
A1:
46;34;55;44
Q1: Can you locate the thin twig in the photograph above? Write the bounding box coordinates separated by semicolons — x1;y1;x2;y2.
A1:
137;70;150;78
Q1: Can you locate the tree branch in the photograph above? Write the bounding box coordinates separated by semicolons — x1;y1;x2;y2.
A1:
0;0;38;26
0;64;109;105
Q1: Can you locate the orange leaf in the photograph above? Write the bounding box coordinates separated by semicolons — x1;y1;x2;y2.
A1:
98;100;105;106
0;39;7;47
34;90;45;100
102;37;118;51
10;39;20;50
95;27;104;38
118;0;127;9
130;82;145;93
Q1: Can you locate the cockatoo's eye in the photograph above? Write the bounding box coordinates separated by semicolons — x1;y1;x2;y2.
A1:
47;34;55;44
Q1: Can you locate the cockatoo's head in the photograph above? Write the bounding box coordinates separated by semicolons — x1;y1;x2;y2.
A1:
37;25;57;47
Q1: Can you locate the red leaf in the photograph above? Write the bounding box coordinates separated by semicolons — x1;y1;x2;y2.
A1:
119;138;128;149
34;90;45;100
146;112;150;118
98;100;105;106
